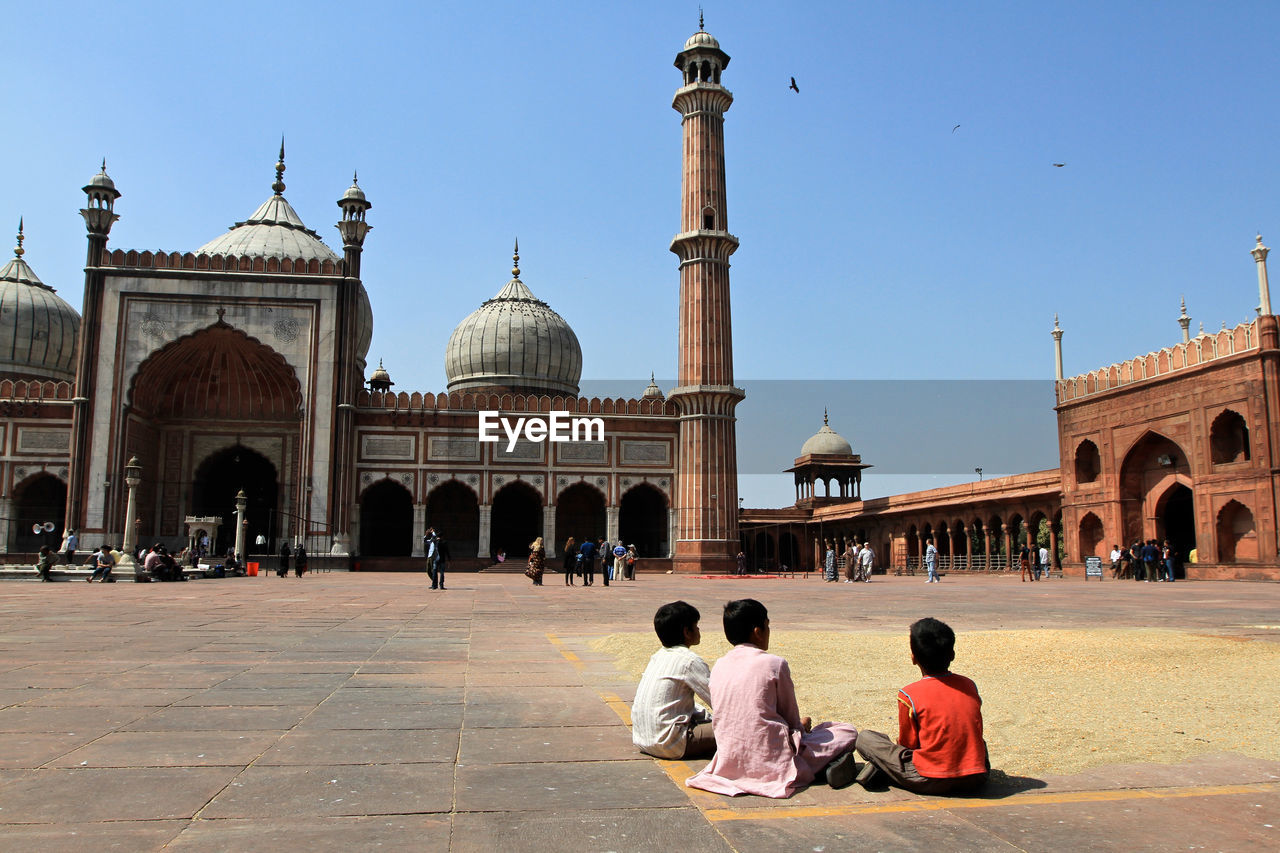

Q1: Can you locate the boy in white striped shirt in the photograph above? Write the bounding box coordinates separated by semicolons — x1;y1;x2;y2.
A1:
632;601;716;759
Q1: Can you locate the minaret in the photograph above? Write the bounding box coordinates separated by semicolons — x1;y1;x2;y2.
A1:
1051;313;1064;380
668;20;745;573
1178;297;1191;343
330;169;373;557
66;161;121;535
1253;234;1271;315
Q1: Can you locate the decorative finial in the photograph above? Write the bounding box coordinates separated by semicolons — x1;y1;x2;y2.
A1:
1222;320;1228;331
101;157;107;173
651;371;656;382
1053;312;1060;329
216;307;227;324
699;7;704;30
1180;296;1187;315
352;170;359;186
512;238;520;278
823;407;829;427
272;137;287;195
1199;322;1204;335
14;217;23;258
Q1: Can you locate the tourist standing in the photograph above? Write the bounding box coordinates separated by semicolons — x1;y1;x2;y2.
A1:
434;537;450;589
563;537;577;585
1019;543;1033;582
626;544;638;580
1162;540;1176;583
579;538;597;586
843;541;857;583
527;537;545;586
277;541;290;577
613;542;627;583
424;528;439;584
294;543;308;577
601;539;612;586
61;529;77;566
859;542;875;582
824;540;837;582
736;550;747;576
1039;544;1051;579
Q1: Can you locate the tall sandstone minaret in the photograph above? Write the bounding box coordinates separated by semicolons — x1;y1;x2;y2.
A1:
669;22;744;573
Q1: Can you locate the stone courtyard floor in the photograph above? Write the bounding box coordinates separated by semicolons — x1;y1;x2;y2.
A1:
0;570;1277;852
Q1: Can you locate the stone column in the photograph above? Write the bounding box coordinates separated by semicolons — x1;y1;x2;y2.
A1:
0;497;11;554
543;513;557;559
1049;522;1060;570
1002;523;1012;570
233;489;247;564
606;506;620;544
412;503;426;557
963;524;972;569
477;504;492;560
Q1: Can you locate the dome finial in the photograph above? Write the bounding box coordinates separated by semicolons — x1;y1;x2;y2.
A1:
699;6;704;30
823;407;829;426
512;238;520;278
272;136;287;196
14;217;23;258
352;170;358;185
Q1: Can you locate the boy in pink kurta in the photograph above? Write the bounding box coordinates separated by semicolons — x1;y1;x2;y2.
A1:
687;599;858;798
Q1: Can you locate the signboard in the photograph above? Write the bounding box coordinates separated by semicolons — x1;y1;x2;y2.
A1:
1085;556;1103;580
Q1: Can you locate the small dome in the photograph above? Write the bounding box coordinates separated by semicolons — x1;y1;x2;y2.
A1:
800;413;853;456
197;194;339;262
84;164;118;194
370;360;391;383
0;224;81;382
643;373;664;399
341;179;367;203
445;245;582;396
684;30;720;50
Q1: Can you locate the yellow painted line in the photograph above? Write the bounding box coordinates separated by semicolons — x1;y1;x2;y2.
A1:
599;691;634;726
701;781;1280;822
545;632;585;669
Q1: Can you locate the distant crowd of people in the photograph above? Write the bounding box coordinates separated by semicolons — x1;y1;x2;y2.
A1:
1110;540;1180;582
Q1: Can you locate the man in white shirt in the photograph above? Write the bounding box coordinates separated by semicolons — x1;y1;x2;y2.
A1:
1039;545;1051;579
632;601;715;759
859;543;875;582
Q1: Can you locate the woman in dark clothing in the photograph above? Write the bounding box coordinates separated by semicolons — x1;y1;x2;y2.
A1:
562;537;576;586
294;544;307;577
277;542;291;577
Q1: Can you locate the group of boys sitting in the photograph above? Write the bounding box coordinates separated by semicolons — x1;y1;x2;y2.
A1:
632;599;988;798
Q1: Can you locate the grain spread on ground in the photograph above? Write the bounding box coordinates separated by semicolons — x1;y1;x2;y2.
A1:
591;628;1280;776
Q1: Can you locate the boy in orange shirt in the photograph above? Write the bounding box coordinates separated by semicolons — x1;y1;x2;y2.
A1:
854;617;989;795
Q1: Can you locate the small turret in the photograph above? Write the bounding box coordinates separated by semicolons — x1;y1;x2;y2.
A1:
80;160;120;240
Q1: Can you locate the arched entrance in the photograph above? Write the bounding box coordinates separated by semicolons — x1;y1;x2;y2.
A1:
192;446;278;555
491;481;542;562
619;484;668;558
426;481;479;559
1119;431;1190;544
359;480;413;556
127;323;302;545
12;474;66;553
555;483;606;553
1156;483;1195;577
1078;512;1105;560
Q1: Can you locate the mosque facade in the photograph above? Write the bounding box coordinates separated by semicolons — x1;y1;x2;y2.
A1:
0;27;745;572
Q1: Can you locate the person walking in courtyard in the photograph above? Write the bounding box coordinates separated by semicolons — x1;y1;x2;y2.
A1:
859;541;875;582
36;545;54;582
1019;542;1033;582
824;540;837;582
563;536;577;585
527;536;545;586
277;541;290;577
924;538;939;583
424;528;439;584
293;543;307;577
1038;544;1051;579
843;541;857;583
626;544;638;580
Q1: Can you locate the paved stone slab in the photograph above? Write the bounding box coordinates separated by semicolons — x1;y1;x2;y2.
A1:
0;704;153;733
172;686;340;706
50;730;282;768
201;763;454;818
0;767;238;822
450;807;732;853
459;724;640;765
463;686;622;728
121;704;313;731
0;819;188;851
167;815;452;851
299;701;465;730
257;729;459;765
710;810;1022;853
0;731;98;769
455;760;690;812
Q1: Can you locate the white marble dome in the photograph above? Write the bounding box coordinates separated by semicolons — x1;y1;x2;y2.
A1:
445;250;581;396
197;194;339;262
800;414;853;456
0;227;80;383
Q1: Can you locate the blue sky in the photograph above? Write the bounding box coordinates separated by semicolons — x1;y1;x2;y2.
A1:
7;1;1279;506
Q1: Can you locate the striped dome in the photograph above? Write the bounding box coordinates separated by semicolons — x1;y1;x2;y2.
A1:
0;230;80;383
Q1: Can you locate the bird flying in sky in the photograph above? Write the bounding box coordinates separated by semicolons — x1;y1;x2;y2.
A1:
1052;162;1066;167
952;124;961;133
789;77;799;93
